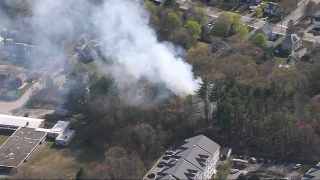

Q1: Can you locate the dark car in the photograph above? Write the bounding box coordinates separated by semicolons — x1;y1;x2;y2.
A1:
147;173;156;178
164;151;174;156
263;159;269;163
274;160;279;164
258;158;263;163
157;162;166;168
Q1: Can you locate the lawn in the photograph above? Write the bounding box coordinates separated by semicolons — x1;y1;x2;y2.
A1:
7;83;32;97
298;165;311;174
83;61;97;72
246;25;255;32
302;40;312;48
0;134;10;147
23;124;104;179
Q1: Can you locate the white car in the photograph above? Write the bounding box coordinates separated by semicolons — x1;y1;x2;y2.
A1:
251;157;257;163
293;164;301;170
230;169;239;174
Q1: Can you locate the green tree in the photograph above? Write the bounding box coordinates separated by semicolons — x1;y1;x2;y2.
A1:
145;0;157;14
196;78;212;123
166;12;182;31
211;12;241;37
254;7;263;18
185;21;201;39
251;33;268;49
187;7;209;25
234;24;249;41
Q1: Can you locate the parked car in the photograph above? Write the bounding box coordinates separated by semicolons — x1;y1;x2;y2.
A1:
293;164;301;170
157;162;166;168
164;150;174;156
263;159;269;163
274;160;279;164
251;157;257;163
258;158;263;163
231;169;239;174
238;156;244;159
147;173;156;178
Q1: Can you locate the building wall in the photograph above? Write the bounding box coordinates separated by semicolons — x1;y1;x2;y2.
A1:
198;147;220;180
55;131;75;146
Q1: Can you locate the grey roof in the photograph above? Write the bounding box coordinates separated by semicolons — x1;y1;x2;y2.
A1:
282;34;301;44
265;2;278;10
155;135;220;180
17;73;27;81
0;127;47;168
256;23;272;35
302;162;320;180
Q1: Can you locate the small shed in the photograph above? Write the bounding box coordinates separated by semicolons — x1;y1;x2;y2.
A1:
15;73;27;87
220;147;232;159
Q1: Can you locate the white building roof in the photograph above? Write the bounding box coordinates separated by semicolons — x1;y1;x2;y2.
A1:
35;128;56;133
51;121;70;132
56;130;75;141
0;114;44;129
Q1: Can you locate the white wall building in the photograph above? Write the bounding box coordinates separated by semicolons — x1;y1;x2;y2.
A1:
35;120;75;146
0;114;44;129
55;130;75;146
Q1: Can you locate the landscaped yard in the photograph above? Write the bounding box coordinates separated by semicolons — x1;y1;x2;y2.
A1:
7;83;32;97
83;61;97;71
302;40;312;48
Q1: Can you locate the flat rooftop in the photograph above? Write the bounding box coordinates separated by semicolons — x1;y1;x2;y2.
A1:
51;121;70;132
0;127;47;168
0;114;44;129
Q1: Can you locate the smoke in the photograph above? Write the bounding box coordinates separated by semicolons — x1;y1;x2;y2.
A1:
0;0;200;97
91;0;201;95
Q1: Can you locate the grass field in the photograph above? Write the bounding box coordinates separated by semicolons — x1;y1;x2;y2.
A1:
0;135;10;147
7;83;32;97
83;61;97;72
21;118;103;179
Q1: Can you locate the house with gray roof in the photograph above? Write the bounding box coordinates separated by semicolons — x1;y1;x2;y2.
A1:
255;23;274;41
144;135;221;180
302;162;320;180
281;34;302;54
264;2;282;16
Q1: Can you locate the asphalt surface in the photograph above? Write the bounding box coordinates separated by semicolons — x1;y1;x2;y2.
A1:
177;0;320;42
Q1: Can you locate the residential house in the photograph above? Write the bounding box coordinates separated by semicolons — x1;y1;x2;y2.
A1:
264;2;282;16
281;34;302;54
144;135;221;180
302;162;320;180
314;15;320;29
240;0;262;8
255;23;274;41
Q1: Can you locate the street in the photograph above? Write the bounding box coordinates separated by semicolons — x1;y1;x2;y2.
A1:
177;0;320;42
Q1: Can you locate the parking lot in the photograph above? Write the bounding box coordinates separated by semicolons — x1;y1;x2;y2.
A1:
226;157;304;180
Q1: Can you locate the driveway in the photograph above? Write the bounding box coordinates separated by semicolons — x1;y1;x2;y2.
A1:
0;80;54;117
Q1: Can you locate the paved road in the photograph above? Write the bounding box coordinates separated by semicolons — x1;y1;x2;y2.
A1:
178;0;320;42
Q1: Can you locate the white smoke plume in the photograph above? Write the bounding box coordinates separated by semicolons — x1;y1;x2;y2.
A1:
92;0;201;95
1;0;200;96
